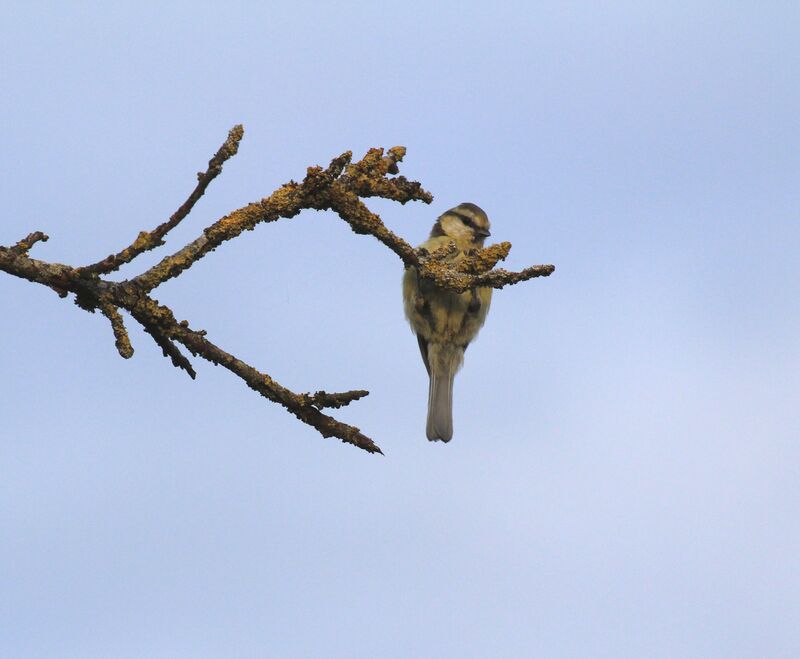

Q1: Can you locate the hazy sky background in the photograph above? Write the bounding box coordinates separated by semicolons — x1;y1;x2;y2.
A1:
2;3;799;657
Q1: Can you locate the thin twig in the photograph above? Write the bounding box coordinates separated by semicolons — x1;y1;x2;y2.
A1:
99;303;134;359
80;125;245;275
470;264;556;289
143;324;197;379
304;390;370;410
11;231;49;255
170;320;382;454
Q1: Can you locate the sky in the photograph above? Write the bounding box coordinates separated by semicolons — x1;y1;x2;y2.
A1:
1;2;799;657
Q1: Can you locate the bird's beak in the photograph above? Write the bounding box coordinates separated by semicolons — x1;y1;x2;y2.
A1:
475;228;491;238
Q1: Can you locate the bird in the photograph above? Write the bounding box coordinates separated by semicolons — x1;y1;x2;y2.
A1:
402;202;493;442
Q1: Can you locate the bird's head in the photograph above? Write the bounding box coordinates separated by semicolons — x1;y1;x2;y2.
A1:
431;202;492;248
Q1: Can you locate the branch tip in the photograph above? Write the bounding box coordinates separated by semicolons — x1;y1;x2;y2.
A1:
100;303;134;359
142;324;196;379
305;389;370;410
384;146;406;174
11;231;49;255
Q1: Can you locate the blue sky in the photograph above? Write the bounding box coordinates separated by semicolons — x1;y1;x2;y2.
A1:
1;3;799;657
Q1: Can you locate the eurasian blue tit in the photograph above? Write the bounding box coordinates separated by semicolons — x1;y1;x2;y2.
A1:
402;203;493;441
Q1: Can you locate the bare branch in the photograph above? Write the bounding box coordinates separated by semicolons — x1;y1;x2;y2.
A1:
303;390;370;410
411;241;556;293
126;147;432;293
11;231;49;255
0;246;74;293
142;325;197;380
99;303;134;359
80;125;245;275
169;319;382;454
327;193;420;265
1;125;554;455
469;264;556;289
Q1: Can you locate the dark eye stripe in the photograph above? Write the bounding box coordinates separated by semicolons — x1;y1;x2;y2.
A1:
451;211;477;227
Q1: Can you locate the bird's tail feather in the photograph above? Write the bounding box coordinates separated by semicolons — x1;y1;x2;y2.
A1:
426;369;454;442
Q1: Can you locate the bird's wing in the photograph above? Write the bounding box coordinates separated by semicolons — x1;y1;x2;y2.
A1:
416;333;430;375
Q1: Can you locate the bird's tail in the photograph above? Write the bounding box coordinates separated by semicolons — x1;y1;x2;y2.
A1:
426;367;455;442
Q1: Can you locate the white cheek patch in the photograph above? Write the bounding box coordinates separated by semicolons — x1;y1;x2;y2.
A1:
441;216;472;241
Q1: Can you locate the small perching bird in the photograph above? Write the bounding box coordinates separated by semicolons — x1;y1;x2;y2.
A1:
402;203;493;441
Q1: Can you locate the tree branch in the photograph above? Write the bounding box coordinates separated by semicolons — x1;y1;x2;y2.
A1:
0;125;554;454
11;231;49;255
80;125;245;276
99;302;134;359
